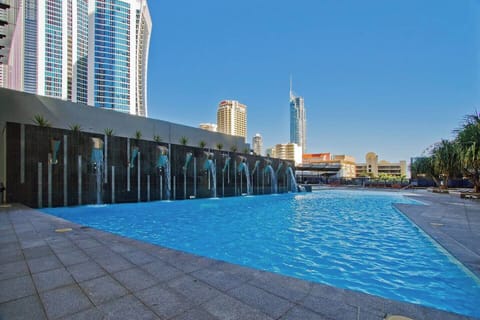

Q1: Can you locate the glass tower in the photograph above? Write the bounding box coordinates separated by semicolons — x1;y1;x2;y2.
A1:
4;0;151;116
289;82;306;153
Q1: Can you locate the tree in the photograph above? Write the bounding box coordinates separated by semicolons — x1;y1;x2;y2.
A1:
431;139;460;189
198;140;206;149
456;113;480;192
134;130;142;140
216;143;223;150
153;135;162;143
69;124;82;132
32;114;51;127
104;128;114;136
179;136;188;146
410;156;441;187
230;145;237;153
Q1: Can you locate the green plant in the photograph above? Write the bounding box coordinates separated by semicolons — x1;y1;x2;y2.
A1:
243;148;250;154
216;143;223;150
104;128;114;136
199;140;206;149
32;114;51;127
69;123;82;132
230;145;238;153
179;136;188;146
153;134;162;143
134;130;142;140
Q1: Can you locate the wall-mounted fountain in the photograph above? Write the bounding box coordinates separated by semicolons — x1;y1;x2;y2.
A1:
157;145;171;200
237;156;252;195
50;139;61;165
264;159;278;194
183;152;193;199
222;154;230;197
203;152;217;198
251;160;260;194
286;165;298;192
91;137;104;204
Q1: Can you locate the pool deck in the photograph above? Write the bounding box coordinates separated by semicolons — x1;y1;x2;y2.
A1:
0;191;479;320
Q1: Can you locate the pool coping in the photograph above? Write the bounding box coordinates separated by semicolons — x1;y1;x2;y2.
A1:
0;195;478;320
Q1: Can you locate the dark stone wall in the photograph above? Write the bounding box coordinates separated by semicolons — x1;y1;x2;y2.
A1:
6;122;296;208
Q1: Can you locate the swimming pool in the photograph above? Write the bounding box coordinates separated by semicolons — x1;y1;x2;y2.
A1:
43;190;480;317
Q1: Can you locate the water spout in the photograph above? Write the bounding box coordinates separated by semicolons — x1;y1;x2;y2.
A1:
183;152;193;199
130;146;139;168
50;139;61;165
237;156;252;195
156;146;171;200
263;160;277;194
286;166;298;192
183;152;193;172
91;137;104;204
203;152;217;198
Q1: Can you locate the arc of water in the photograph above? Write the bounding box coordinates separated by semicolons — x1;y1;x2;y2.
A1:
222;157;230;183
237;160;252;195
265;165;277;194
286;166;298;192
91;138;104;204
205;159;217;197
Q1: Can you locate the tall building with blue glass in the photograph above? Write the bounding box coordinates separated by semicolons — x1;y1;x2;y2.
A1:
3;0;152;116
289;80;306;153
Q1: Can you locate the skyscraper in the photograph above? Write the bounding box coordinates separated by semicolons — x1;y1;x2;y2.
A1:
217;100;247;141
2;0;152;116
252;133;263;156
289;78;306;153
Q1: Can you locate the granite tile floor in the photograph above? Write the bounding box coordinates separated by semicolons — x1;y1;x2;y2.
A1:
0;191;479;320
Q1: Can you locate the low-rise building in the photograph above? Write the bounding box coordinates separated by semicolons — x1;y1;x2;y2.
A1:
356;152;406;177
301;153;356;179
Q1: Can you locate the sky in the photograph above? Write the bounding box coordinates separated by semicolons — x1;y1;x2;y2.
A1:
146;0;478;164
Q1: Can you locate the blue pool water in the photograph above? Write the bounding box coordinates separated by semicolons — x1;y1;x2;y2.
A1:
43;190;480;317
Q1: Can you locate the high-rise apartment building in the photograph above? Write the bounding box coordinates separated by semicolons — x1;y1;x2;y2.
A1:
252;133;262;156
2;0;151;116
199;123;217;132
217;100;247;141
289;79;306;153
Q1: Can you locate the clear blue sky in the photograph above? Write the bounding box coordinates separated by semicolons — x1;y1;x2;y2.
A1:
146;0;478;164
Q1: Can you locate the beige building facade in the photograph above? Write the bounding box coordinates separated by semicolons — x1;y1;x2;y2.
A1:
356;152;406;177
271;143;302;165
217;100;247;141
302;153;356;179
199;123;217;132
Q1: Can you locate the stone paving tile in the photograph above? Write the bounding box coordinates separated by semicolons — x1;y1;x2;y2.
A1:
202;293;273;320
22;244;55;259
120;250;157;266
56;250;90;266
135;284;193;319
0;260;29;280
40;285;93;319
249;271;312;303
27;254;63;274
79;275;128;306
83;245;117;259
172;306;219;320
95;254;134;273
228;283;294;319
167;275;222;305
141;260;184;283
301;294;359;320
383;299;426;320
20;238;47;249
164;251;216;273
60;307;105;320
358;308;386;320
67;261;106;282
0;275;36;303
0;294;47;320
0;233;17;245
75;238;102;249
99;294;160;320
0;250;24;264
32;267;75;292
280;306;329;320
113;267;159;292
191;264;252;292
342;289;386;313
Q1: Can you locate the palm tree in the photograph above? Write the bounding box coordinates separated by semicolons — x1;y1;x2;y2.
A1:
198;140;206;149
180;136;188;146
33;114;51;127
410;156;441;187
216;143;223;150
230;145;237;153
69;124;82;132
432;139;460;189
104;128;114;136
153;135;162;143
134;130;142;140
456;113;480;192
